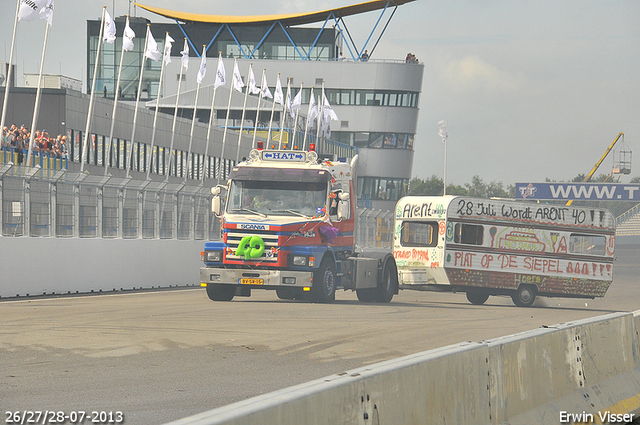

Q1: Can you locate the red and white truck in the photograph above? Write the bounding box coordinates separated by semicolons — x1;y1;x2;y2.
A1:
200;146;398;303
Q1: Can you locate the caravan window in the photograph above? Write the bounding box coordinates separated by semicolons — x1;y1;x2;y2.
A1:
400;222;437;247
569;234;606;256
454;223;484;245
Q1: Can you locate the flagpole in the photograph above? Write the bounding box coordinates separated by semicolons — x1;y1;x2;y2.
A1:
203;52;222;183
292;83;302;149
251;68;266;150
302;87;314;151
81;6;107;173
105;16;129;175
235;63;253;165
185;45;206;182
166;38;188;180
25;12;52;169
218;58;237;184
278;77;289;150
0;0;20;143
438;119;448;196
267;73;279;149
251;68;268;149
145;32;170;179
315;83;323;150
443;139;447;196
127;24;149;177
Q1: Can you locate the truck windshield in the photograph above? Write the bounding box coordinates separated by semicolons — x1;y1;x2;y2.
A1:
227;180;328;217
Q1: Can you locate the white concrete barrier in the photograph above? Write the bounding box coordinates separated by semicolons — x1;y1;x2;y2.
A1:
0;238;202;298
167;342;492;425
489;312;640;424
164;311;640;425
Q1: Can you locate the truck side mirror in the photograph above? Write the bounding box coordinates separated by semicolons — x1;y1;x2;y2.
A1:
212;195;222;216
337;192;351;221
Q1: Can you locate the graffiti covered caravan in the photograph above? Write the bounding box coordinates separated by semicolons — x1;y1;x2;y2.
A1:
393;196;615;306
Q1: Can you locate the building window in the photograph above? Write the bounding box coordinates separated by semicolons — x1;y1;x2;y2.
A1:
336;132;414;150
357;177;408;201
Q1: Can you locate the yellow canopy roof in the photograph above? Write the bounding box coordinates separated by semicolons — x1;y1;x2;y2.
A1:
134;0;416;26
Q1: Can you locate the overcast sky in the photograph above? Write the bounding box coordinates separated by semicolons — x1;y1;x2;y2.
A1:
1;0;638;186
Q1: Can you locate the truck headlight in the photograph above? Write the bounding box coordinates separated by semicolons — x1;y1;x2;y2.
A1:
205;250;223;262
290;255;314;267
292;255;308;266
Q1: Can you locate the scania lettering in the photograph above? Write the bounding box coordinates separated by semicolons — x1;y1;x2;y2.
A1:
393;196;615;307
200;148;398;303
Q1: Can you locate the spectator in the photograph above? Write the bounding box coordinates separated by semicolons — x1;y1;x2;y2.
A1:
2;126;9;147
338;52;345;61
59;135;68;159
360;50;369;61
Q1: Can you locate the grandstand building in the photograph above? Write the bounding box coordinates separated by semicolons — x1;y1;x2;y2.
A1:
87;0;424;210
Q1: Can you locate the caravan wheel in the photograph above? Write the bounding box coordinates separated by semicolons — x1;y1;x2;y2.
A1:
466;291;489;305
512;285;536;307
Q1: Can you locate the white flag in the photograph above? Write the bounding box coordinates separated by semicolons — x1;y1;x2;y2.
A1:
273;77;284;106
247;67;260;95
122;19;135;52
18;0;46;22
39;0;53;27
232;62;244;92
290;90;301;118
103;10;116;44
164;34;175;66
322;94;339;122
260;73;272;99
197;53;207;84
179;44;188;69
214;56;226;89
307;89;317;129
438;119;448;140
145;30;162;61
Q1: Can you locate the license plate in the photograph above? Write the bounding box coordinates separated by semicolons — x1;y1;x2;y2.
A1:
240;278;264;285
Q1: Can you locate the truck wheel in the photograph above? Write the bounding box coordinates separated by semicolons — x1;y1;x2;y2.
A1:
356;288;376;302
512;285;536;307
206;284;235;301
311;257;336;303
466;291;489;305
375;261;397;303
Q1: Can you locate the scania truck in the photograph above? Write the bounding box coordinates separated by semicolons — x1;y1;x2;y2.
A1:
200;146;398;303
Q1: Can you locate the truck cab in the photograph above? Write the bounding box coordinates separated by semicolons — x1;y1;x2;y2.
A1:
200;148;398;303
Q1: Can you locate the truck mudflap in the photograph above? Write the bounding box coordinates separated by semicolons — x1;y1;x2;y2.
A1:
200;267;313;288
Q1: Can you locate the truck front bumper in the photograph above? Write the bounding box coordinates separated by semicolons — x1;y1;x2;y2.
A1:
200;267;314;288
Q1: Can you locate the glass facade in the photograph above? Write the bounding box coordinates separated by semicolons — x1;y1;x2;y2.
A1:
88;18;338;99
358;177;409;203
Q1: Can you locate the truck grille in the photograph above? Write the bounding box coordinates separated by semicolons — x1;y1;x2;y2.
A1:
226;231;279;263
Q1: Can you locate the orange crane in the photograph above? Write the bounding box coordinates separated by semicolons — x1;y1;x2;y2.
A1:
566;132;625;206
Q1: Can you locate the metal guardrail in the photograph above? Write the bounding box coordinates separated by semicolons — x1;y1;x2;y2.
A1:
0;163;218;241
356;208;393;250
616;203;640;227
0;160;389;246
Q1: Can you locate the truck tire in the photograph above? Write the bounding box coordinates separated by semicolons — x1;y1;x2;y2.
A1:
466;291;489;305
206;284;235;301
356;288;376;302
375;260;397;303
311;257;336;303
512;285;536;307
